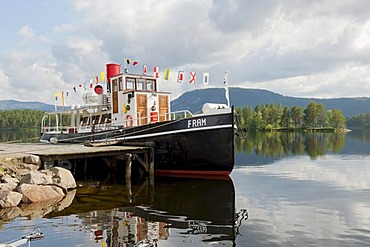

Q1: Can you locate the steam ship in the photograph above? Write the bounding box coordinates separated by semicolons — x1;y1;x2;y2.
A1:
40;63;236;176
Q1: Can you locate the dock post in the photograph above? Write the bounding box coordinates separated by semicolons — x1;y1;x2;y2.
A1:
84;158;88;180
126;154;133;202
149;147;154;186
125;154;132;182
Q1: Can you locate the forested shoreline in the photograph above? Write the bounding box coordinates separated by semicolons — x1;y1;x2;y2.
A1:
0;103;369;130
0;109;45;129
235;101;365;131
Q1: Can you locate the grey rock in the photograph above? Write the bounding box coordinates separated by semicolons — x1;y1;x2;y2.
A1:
20;170;52;185
23;155;42;167
0;191;23;208
51;167;76;191
17;184;64;204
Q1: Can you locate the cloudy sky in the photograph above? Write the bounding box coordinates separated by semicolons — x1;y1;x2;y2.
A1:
1;0;370;105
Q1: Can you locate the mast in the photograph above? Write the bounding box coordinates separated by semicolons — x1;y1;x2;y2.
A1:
224;70;230;108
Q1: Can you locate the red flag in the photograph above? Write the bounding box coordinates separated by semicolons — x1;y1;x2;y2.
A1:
133;61;138;66
189;72;196;84
143;65;148;74
177;71;184;83
90;83;93;88
154;66;159;78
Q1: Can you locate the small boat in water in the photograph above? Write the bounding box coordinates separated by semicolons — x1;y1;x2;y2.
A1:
40;63;236;176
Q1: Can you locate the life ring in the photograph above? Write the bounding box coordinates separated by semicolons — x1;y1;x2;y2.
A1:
125;115;133;127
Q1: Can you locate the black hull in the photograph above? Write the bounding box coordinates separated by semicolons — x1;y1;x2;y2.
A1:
41;111;235;176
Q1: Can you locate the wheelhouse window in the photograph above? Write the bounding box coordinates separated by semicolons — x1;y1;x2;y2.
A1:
112;79;118;93
146;79;155;91
119;77;123;91
137;79;145;90
126;78;135;90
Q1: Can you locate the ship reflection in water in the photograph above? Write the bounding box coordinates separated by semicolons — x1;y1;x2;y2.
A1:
46;176;245;246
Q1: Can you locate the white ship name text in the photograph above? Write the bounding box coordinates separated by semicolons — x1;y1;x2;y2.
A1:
188;118;206;128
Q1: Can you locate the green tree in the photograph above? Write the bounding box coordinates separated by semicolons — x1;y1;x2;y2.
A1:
291;106;303;129
328;109;346;129
304;101;320;128
317;103;327;127
281;106;291;129
347;113;370;128
270;103;283;129
242;107;254;129
261;104;270;129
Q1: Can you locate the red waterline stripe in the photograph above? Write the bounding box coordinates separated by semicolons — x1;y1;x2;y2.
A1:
154;169;231;178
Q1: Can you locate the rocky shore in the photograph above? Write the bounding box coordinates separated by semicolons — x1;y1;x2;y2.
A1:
0;154;77;220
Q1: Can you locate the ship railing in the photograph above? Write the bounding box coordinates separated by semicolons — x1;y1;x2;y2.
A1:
41;125;78;134
169;110;193;120
41;112;76;134
111;110;193;128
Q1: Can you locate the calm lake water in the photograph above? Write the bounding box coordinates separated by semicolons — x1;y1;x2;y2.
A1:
1;129;370;246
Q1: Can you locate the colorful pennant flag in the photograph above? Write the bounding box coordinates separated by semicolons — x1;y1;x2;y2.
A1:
143;65;148;74
164;69;170;81
100;72;105;82
154;66;159;78
61;91;65;109
95;76;99;84
126;58;131;64
189;72;196;84
177;71;184;83
203;72;209;85
54;93;58;101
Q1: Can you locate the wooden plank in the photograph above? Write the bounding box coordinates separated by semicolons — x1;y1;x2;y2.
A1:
84;140;121;147
0;143;156;181
0;143;149;161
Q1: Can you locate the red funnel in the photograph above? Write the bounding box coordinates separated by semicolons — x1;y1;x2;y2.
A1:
106;63;120;82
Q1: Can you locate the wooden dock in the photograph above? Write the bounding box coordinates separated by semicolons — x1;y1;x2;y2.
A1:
0;142;154;183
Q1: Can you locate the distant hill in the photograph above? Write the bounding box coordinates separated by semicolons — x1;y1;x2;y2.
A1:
1;88;369;117
171;88;370;117
0;100;55;112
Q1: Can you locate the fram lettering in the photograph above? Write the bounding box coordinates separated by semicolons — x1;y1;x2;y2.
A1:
188;118;206;128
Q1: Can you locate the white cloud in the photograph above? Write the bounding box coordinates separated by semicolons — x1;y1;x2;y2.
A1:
1;0;370;104
17;26;36;42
